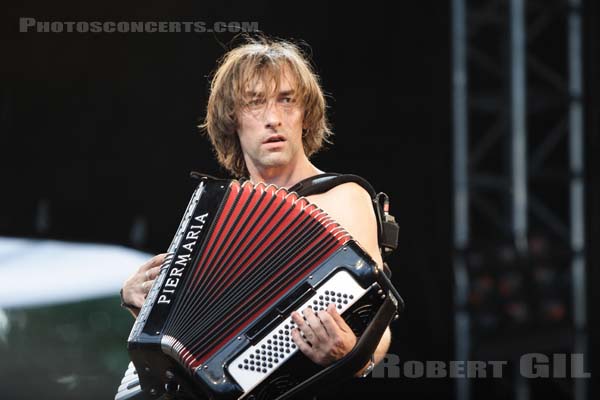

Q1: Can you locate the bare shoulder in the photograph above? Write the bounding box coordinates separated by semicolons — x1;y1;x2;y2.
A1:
306;182;372;218
328;182;373;202
306;183;382;267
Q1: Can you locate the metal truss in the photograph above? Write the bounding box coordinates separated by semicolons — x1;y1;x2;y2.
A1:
452;0;586;399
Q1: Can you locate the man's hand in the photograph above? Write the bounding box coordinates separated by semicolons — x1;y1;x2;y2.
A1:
121;253;168;312
290;303;357;366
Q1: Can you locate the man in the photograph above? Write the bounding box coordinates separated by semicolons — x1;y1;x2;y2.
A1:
120;36;391;378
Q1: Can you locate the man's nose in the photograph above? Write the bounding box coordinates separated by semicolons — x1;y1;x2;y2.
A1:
264;101;282;129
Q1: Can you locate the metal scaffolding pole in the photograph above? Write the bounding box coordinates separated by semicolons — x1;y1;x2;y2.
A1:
509;1;529;399
451;0;470;399
567;1;587;399
509;0;528;253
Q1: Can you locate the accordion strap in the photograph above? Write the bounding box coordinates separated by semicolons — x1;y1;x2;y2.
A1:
288;173;378;198
289;173;399;265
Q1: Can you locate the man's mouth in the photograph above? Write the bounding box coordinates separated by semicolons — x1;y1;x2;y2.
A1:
263;135;286;144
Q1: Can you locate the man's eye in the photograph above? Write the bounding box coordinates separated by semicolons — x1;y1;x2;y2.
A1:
280;97;295;104
248;98;265;106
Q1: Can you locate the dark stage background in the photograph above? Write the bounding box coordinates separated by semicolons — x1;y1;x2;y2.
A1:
0;1;597;400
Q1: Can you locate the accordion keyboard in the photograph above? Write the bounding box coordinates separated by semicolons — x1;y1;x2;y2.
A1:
115;361;142;400
227;269;367;395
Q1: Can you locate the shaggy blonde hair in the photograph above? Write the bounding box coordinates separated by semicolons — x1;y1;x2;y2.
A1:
200;36;333;177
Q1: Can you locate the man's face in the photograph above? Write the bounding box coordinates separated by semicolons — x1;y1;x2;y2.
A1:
236;67;305;175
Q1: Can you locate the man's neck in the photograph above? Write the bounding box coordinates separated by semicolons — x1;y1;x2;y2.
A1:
248;159;322;189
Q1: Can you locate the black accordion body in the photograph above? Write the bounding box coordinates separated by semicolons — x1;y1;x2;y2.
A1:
117;176;403;400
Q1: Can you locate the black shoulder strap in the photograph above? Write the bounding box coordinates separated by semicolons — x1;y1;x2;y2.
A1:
288;173;377;199
289;173;399;269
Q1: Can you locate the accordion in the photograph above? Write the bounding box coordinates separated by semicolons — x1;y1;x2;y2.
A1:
116;176;403;400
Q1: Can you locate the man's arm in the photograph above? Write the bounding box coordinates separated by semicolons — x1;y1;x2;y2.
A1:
301;182;392;375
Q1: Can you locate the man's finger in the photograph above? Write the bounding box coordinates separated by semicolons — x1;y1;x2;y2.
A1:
326;303;351;332
291;311;314;343
147;266;161;280
141;253;168;272
303;307;328;340
291;328;314;356
318;310;338;336
141;279;155;293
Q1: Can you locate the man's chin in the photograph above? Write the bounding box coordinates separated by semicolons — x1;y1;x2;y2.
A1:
260;153;290;168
